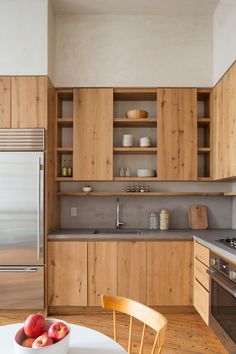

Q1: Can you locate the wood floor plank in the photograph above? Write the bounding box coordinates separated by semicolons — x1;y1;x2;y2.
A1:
0;313;227;353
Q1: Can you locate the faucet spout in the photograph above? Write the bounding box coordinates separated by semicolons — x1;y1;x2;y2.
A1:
116;197;124;229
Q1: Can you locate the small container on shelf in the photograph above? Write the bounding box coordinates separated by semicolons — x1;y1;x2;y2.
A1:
62;159;68;177
149;211;158;230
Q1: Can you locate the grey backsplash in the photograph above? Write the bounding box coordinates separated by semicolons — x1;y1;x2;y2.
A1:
60;182;233;229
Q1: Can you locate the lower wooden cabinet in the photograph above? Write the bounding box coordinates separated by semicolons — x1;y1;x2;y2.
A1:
48;241;88;306
88;242;117;306
48;240;193;309
147;241;193;306
193;241;210;324
117;241;147;303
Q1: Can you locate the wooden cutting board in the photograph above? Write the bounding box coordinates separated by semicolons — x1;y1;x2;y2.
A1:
188;205;208;229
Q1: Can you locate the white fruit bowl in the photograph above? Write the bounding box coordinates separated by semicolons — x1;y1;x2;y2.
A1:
14;319;70;354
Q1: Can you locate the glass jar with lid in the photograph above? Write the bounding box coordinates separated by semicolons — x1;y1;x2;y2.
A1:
160;208;169;230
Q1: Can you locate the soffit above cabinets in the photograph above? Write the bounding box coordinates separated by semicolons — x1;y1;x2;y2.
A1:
51;0;219;16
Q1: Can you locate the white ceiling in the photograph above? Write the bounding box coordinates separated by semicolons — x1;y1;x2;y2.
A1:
51;0;219;16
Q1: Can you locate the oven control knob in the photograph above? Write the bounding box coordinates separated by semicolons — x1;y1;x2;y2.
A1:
210;258;218;266
229;271;236;281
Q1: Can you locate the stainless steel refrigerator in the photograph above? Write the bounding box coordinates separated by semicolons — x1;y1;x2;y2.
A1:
0;129;45;309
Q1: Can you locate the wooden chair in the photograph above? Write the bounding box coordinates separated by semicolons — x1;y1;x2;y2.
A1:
101;295;167;354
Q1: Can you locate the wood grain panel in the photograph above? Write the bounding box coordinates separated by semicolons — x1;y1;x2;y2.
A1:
157;88;197;180
73;88;113;180
193;279;209;325
88;242;117;305
48;242;87;306
117;242;146;303
213;62;236;179
147;241;193;306
11;76;47;128
0;77;11;128
194;241;209;267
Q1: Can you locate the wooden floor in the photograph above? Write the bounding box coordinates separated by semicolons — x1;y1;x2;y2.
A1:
0;313;227;353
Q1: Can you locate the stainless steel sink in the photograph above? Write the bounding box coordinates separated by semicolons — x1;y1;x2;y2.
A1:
94;229;143;235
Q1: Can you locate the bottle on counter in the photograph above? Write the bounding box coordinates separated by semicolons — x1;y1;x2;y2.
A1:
160;208;169;230
149;211;158;230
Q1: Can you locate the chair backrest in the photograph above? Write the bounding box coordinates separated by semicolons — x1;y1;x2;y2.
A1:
101;294;167;354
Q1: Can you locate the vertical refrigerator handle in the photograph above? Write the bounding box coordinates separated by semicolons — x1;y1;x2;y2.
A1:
37;156;41;261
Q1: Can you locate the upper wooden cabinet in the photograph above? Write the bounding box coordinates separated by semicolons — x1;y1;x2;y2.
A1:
213;63;236;179
0;77;11;128
11;76;47;128
73;88;113;180
157;88;197;180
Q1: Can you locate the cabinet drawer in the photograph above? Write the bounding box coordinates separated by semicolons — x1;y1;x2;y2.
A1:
194;259;209;291
194;278;209;325
194;241;209;267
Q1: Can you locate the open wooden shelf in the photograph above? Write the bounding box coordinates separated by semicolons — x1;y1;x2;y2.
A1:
56;177;73;181
198;177;212;181
57;118;73;127
224;192;236;196
113;177;157;181
113;147;157;155
114;118;157;127
198;147;211;153
57;191;224;197
197;118;211;127
56;147;73;153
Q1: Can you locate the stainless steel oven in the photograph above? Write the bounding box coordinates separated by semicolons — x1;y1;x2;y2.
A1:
208;251;236;353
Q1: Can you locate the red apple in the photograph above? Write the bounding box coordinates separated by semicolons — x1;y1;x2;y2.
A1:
24;314;45;337
48;321;69;342
32;335;54;348
21;337;35;348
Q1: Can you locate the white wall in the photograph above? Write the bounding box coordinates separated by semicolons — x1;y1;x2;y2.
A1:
213;0;236;84
54;14;213;87
0;0;48;75
48;0;56;80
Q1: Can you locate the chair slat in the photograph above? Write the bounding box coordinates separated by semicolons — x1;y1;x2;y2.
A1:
139;323;146;354
113;310;117;341
128;315;133;354
151;332;160;354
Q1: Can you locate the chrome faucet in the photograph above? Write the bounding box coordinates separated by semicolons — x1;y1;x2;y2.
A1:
116;197;124;229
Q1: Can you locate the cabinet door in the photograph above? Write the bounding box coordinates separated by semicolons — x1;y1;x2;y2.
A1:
157;88;197;180
73;88;113;180
11;76;47;128
213;63;236;179
117;242;146;303
147;241;193;306
0;77;11;128
88;242;117;305
194;279;209;325
48;241;87;306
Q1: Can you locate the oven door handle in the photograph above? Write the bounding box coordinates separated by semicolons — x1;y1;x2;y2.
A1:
207;268;236;298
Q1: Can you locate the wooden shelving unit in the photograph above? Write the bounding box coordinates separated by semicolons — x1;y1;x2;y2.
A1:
55;89;74;179
113;88;157;179
197;89;212;180
57;191;224;197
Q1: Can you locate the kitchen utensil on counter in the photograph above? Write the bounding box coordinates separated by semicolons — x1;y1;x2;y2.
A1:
122;134;133;147
137;169;156;177
188;205;208;229
126;109;148;119
140;137;152;147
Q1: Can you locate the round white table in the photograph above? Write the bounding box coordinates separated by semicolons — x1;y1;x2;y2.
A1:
0;323;127;353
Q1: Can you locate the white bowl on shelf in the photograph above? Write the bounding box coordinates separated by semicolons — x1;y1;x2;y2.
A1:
137;169;156;177
82;186;92;192
14;319;70;354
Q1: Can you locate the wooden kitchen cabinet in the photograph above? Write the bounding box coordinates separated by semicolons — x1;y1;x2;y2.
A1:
147;241;193;306
157;88;197;180
73;88;113;180
213;62;236;179
117;241;147;303
193;241;210;324
11;76;47;128
0;77;11;128
88;242;117;305
48;241;87;306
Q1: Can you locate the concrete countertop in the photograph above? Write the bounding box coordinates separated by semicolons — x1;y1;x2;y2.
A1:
48;228;236;262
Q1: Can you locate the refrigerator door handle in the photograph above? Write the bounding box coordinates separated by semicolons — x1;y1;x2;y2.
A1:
37;156;41;261
0;267;38;272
